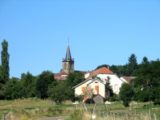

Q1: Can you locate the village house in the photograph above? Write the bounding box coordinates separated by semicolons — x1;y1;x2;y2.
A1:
54;45;133;102
73;67;128;101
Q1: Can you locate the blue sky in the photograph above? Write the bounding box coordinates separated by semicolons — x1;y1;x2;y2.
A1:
0;0;160;78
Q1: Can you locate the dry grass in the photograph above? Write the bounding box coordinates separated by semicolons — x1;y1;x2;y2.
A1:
0;99;160;120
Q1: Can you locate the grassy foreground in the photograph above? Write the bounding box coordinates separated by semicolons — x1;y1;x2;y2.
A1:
0;99;160;120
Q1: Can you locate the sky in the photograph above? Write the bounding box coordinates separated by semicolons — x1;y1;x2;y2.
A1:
0;0;160;78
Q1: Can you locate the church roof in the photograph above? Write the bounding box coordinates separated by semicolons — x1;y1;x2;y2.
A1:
64;45;73;61
54;71;68;80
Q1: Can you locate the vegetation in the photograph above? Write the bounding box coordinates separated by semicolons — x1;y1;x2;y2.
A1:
48;71;84;103
0;40;9;99
97;55;160;107
1;40;9;83
36;71;55;99
0;40;159;120
119;83;134;107
0;99;160;120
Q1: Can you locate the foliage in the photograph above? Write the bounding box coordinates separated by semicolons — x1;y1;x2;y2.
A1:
0;83;5;99
66;71;84;87
48;81;68;103
126;53;138;75
48;81;75;103
110;65;128;76
4;78;25;99
133;60;160;103
119;83;134;107
48;71;84;103
1;40;9;83
21;72;36;98
105;79;114;99
36;71;55;98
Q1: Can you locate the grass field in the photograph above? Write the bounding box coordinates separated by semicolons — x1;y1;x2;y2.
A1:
0;99;160;120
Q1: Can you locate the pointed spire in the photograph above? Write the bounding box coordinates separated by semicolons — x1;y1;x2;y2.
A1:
65;45;72;61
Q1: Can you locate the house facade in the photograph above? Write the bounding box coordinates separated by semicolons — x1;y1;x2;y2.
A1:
74;78;106;98
73;67;127;100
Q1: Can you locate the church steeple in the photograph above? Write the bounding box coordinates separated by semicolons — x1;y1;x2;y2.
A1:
65;46;72;61
62;45;74;74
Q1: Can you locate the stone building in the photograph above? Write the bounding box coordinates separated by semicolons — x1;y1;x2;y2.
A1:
54;45;74;80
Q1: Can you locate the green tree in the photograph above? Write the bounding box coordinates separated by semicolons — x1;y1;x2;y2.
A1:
142;56;149;65
0;83;5;99
110;65;128;76
0;65;3;83
119;83;134;107
48;71;84;103
1;40;9;83
21;72;36;97
67;71;84;87
5;77;25;99
48;81;68;103
66;71;84;100
36;71;55;98
126;54;138;75
133;60;160;103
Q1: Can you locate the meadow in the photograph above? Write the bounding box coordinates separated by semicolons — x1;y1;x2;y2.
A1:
0;99;160;120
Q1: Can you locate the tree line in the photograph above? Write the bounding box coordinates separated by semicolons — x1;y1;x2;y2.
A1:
119;58;160;107
0;40;160;106
0;40;84;102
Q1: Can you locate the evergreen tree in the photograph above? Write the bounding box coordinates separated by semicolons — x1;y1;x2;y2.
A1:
0;65;3;84
142;56;149;65
127;54;138;75
1;40;9;83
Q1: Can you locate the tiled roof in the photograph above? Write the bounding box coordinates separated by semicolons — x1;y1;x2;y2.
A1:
93;67;113;74
86;67;113;79
72;78;105;89
54;71;68;80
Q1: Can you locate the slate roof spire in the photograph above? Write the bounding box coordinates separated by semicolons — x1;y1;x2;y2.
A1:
65;45;72;61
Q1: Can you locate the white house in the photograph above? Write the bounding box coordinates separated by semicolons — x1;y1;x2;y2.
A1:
73;67;127;100
74;78;106;98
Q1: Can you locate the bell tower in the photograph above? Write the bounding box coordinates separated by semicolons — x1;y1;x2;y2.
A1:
62;45;74;74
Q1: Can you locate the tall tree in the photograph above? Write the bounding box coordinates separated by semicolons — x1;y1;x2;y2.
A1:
127;54;138;75
0;65;3;83
1;40;9;83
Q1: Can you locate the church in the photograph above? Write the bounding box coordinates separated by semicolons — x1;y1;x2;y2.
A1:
54;45;74;80
54;45;130;99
